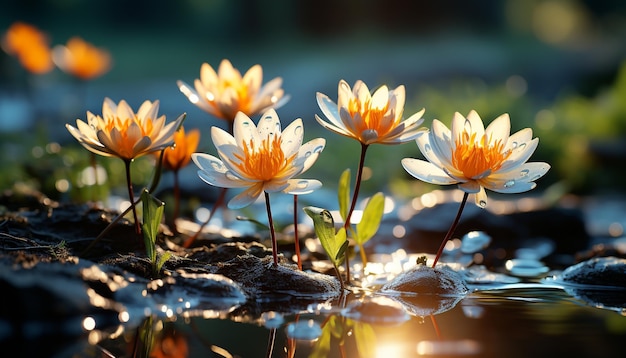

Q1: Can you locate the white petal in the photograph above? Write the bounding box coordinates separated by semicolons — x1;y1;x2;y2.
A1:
280;118;304;156
316;92;343;128
228;184;264;209
505;128;533;151
296;138;325;172
498;138;539;172
401;158;458;185
314;114;353;138
256;109;282;138
232;112;259;145
458;181;481;193
474;187;488;207
485;113;510;144
429;119;455;168
283;179;322;195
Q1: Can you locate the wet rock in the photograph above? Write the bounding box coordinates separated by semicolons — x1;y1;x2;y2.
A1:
380;264;469;316
209;254;342;299
555;256;626;288
548;256;626;313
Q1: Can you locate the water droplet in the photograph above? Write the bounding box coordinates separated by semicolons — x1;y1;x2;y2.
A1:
424;143;432;152
504;180;515;188
511;141;518;149
313;145;324;153
478;200;487;208
304;151;312;158
242;120;251;127
520;169;530;177
264;115;273;121
294;125;303;135
297;180;309;189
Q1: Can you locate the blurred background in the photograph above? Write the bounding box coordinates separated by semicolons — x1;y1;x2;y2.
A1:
1;0;626;215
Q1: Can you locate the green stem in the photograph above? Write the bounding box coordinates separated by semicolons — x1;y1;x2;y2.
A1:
124;159;141;235
431;191;469;267
265;191;279;266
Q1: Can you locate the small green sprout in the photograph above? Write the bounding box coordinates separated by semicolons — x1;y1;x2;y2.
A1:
141;189;171;278
303;206;348;291
337;169;385;267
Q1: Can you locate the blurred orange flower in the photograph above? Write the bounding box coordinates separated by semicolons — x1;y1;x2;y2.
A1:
161;127;201;172
177;59;289;123
1;21;54;74
52;37;111;80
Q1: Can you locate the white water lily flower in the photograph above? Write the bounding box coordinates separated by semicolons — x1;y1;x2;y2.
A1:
177;59;289;122
66;97;184;161
316;79;425;145
192;109;325;209
401;110;550;207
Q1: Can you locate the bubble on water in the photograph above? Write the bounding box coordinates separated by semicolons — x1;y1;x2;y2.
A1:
285;319;322;340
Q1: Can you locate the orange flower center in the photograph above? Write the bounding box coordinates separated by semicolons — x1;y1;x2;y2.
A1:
216;79;252;116
104;116;155;158
348;97;394;139
452;132;511;178
233;135;295;181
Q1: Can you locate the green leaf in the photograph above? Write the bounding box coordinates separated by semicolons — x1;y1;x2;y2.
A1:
354;192;385;245
156;251;172;274
141;189;165;263
337;169;351;222
303;206;347;267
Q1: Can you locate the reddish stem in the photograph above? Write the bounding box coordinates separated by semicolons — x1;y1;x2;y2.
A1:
431;191;469;267
124;159;141;236
343;143;369;284
294;194;302;270
265;192;279;266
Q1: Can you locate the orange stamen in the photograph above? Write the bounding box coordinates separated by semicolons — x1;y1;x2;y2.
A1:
103;116;154;158
347;97;393;139
452;132;511;178
233;135;295;181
